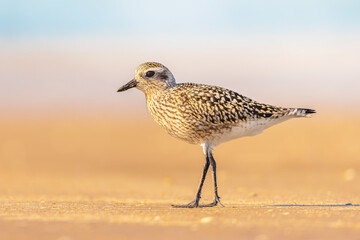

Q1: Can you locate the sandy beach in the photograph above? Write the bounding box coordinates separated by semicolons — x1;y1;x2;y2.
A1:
0;113;359;239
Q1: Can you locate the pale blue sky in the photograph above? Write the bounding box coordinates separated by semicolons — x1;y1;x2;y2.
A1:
1;0;359;37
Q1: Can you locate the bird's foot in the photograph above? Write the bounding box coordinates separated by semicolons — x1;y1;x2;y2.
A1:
171;199;199;208
172;196;224;208
199;196;224;208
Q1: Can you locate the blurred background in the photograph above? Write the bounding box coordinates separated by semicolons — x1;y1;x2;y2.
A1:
0;0;359;204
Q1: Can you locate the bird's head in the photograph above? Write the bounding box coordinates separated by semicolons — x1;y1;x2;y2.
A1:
118;62;176;94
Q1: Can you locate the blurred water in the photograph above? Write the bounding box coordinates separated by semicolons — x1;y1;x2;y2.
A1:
1;0;360;115
1;34;359;115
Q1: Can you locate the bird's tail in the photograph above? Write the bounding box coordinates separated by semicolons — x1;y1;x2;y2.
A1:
290;108;316;117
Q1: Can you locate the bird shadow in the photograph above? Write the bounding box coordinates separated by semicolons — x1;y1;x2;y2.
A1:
265;203;360;207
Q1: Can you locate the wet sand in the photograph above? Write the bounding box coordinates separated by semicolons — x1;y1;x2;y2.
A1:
0;114;359;239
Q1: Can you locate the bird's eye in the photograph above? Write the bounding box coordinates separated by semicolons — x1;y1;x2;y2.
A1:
145;71;155;77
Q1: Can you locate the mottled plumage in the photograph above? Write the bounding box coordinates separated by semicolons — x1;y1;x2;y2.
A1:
118;62;315;208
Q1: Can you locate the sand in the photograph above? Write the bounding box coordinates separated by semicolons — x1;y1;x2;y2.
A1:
0;113;359;239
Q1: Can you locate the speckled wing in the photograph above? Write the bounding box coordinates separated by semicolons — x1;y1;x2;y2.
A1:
178;83;287;125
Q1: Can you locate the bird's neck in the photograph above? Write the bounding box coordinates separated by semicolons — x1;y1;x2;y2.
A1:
143;83;176;103
144;86;164;104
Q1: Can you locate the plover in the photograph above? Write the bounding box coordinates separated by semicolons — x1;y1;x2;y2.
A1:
117;62;315;208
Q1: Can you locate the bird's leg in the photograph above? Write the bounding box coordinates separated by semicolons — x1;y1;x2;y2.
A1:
171;155;210;208
199;150;224;208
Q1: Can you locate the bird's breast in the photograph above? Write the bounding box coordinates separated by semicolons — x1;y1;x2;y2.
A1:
146;95;203;144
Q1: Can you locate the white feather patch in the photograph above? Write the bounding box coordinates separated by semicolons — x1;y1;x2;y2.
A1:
210;116;294;146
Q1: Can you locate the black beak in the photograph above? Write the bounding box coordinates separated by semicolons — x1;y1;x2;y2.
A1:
117;79;137;92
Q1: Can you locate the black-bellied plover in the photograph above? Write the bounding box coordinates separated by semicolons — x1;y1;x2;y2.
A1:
117;62;315;208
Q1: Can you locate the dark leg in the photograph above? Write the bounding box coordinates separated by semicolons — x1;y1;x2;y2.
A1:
171;155;210;208
199;150;224;207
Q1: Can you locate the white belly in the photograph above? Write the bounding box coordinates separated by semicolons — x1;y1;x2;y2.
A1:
210;116;293;146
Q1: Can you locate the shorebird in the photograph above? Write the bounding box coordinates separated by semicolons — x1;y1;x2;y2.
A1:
117;62;315;208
